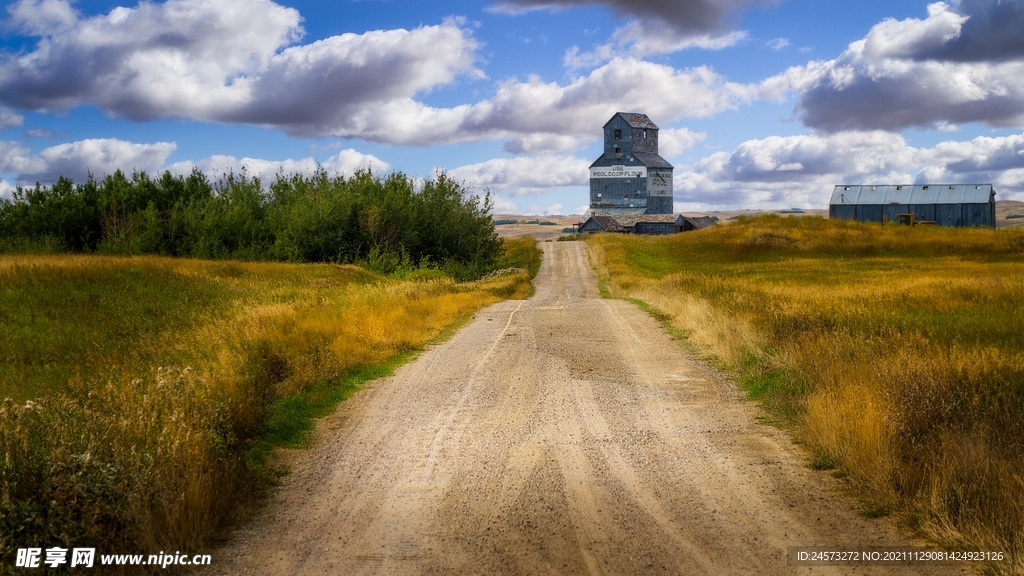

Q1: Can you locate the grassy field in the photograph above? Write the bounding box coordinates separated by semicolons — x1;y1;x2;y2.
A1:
0;238;539;565
586;217;1024;570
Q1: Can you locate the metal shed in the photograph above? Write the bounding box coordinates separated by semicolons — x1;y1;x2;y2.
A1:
578;214;678;235
618;214;678;235
829;184;995;227
578;215;626;233
676;215;717;232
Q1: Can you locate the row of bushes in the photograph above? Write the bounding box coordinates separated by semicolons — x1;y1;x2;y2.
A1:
0;169;502;279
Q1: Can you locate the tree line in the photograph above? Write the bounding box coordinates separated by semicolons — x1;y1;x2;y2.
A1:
0;168;503;279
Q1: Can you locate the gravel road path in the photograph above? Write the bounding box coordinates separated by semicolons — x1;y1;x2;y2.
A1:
209;241;962;575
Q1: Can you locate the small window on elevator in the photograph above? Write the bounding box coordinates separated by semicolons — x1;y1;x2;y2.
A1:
614;129;621;140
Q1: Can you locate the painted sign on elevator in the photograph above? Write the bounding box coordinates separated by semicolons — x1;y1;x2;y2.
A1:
590;165;647;179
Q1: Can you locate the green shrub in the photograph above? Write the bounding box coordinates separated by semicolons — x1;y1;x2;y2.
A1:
0;169;502;278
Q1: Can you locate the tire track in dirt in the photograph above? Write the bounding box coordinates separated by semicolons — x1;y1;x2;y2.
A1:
207;241;963;575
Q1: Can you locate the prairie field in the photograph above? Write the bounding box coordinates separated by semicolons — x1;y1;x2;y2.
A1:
586;216;1024;567
0;238;538;564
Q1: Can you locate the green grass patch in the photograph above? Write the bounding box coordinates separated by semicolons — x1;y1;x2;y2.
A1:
245;355;412;476
498;236;542;279
860;505;892;518
0;259;225;401
809;454;837;471
597;274;613;299
739;366;808;427
490;236;542;299
741;367;798;400
625;297;671;323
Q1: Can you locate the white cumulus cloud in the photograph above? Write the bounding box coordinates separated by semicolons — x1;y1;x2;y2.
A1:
657;127;707;157
674;130;1024;209
0;0;480;138
356;58;755;146
0;138;387;186
761;0;1024;132
167;149;389;183
489;195;523;214
502;134;585;154
0;138;176;184
0;0;758;148
449;155;590;197
524;203;564;216
7;0;78;35
564;22;746;68
0;107;24;129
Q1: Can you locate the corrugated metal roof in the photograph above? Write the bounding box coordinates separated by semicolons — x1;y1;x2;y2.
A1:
606;112;659;130
830;184;994;205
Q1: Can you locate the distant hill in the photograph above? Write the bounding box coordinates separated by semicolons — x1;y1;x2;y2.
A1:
997;200;1024;229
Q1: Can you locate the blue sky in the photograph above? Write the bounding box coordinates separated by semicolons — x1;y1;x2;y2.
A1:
1;0;1023;214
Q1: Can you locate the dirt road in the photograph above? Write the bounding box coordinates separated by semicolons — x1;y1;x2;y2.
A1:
210;242;961;575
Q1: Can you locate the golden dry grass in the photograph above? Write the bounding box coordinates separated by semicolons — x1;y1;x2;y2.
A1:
587;216;1024;573
0;243;537;566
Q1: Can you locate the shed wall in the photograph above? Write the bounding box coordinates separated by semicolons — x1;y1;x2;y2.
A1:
964;203;993;227
834;203;995;227
830;205;856;220
883;204;910;223
934;204;960;226
857;205;883;223
911;204;936;222
633;222;675;235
